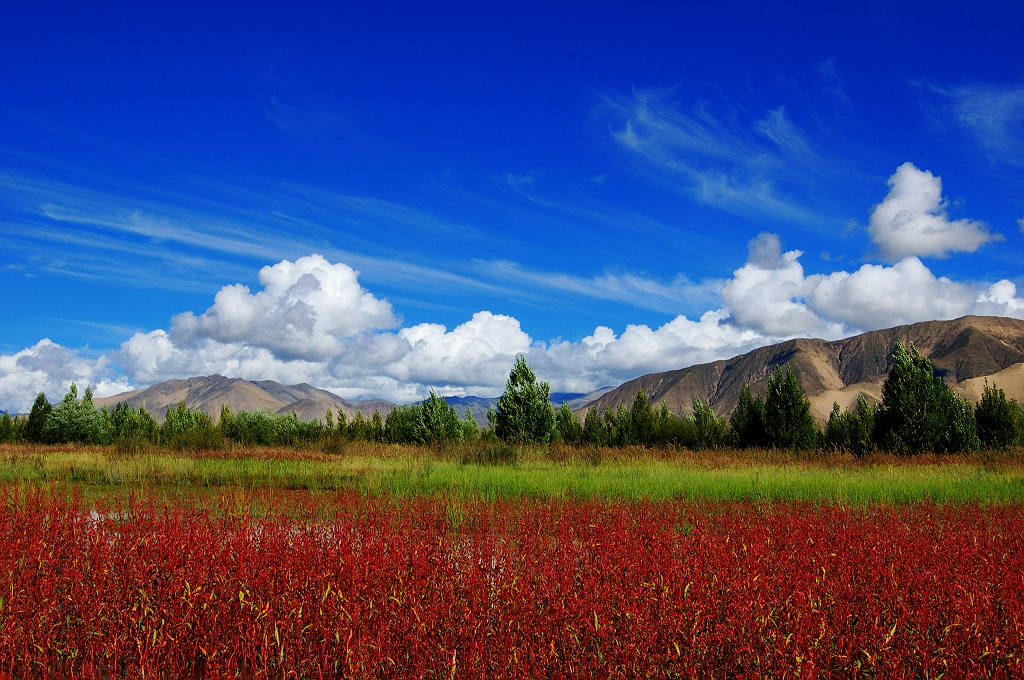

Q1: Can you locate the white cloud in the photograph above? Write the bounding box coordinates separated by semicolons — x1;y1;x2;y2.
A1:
389;312;531;388
169;254;398;361
868;162;998;259
720;233;844;338
0;340;132;413
715;232;1024;340
755;106;813;159
976;280;1024;316
535;310;770;391
806;258;979;329
1018;217;1024;234
120;330;329;388
11;244;1024;409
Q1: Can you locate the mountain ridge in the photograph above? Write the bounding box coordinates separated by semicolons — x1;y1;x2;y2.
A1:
579;315;1024;422
93;375;394;423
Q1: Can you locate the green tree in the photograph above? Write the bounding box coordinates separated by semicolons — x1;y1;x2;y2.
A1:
43;384;105;444
582;408;605;446
348;411;371;441
729;385;767;448
218;404;234;436
0;411;14;443
370;411;385;442
421;391;463;445
764;366;819;450
492;356;555;444
628;389;655;445
824;401;847;452
603;405;630;447
822;398;876;456
335;409;348;437
24;392;51;443
875;342;934;453
850;395;876;456
461;408;480;443
691;397;727;449
108;401;158;445
384;403;423;444
975;381;1021;449
554;402;582;445
875;341;978;454
932;387;979;453
652;402;692;447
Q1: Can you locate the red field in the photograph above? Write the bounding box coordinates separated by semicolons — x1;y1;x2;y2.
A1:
1;488;1022;678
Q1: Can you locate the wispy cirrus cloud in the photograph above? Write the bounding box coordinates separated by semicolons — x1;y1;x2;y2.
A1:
600;88;845;226
264;95;352;140
0;168;517;300
500;171;727;256
929;82;1024;165
479;259;723;315
815;58;850;105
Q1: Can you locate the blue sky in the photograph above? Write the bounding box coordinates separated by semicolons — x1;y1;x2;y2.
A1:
2;1;1023;410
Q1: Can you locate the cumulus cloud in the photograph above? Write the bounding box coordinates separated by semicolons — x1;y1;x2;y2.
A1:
717;232;1024;337
805;258;978;330
0;340;132;413
535;310;771;392
720;233;844;338
120;330;329;388
10;245;1024;409
868;162;998;259
976;280;1024;316
170;254;398;361
389;312;531;388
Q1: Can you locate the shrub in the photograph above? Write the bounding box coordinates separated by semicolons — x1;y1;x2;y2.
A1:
160;402;222;451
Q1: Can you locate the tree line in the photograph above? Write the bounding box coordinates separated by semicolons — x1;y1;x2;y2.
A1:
1;342;1022;454
0;385;481;451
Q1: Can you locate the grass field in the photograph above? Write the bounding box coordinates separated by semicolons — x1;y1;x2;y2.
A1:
2;441;1023;504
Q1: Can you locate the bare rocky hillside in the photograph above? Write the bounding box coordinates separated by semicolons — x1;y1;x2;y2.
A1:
578;315;1024;422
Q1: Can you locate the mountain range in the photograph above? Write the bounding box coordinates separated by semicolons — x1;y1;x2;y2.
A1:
93;375;393;423
93;316;1024;425
93;375;612;426
581;315;1024;422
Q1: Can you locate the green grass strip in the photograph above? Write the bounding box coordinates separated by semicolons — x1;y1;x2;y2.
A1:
2;450;1023;504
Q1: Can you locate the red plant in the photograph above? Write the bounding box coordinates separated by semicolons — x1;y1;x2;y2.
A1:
0;488;1021;678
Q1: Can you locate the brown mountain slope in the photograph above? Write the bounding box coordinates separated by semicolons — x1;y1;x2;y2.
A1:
579;315;1024;422
95;376;394;423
